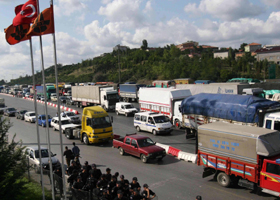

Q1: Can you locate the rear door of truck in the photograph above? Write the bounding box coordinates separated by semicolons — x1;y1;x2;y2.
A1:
260;159;280;193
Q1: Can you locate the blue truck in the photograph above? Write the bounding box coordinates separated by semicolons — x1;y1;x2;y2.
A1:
118;84;146;102
179;93;280;139
36;85;56;100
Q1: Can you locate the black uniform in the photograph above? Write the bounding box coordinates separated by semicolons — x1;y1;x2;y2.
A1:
111;186;123;198
90;168;102;180
129;182;141;191
141;189;155;200
83;176;98;191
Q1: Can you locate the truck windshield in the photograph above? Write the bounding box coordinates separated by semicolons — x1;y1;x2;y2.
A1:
137;138;155;147
91;116;111;128
153;116;170;123
125;105;134;109
107;94;119;100
48;89;56;93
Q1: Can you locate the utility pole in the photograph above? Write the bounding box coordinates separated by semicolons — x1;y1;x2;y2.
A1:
118;44;121;83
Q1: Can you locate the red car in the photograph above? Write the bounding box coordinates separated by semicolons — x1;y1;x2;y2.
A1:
113;133;166;163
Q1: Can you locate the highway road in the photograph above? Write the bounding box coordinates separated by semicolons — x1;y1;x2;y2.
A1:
1;94;276;200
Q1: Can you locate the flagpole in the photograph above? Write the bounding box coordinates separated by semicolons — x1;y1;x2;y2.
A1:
50;0;67;198
36;1;55;199
29;38;46;200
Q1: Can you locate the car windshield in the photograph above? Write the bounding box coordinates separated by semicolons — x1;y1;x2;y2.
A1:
124;105;134;109
8;108;16;111
66;112;75;116
61;120;71;125
153;116;170;123
20;110;27;114
41;115;51;120
91;116;111;129
29;113;36;116
35;149;50;158
137;138;155;147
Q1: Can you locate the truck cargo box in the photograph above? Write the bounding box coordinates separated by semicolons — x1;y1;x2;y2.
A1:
198;122;280;164
180;93;280;123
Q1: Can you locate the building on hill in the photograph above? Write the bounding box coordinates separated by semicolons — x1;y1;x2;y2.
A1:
214;51;229;59
113;45;129;52
244;43;262;52
176;41;218;53
255;46;280;64
176;41;199;50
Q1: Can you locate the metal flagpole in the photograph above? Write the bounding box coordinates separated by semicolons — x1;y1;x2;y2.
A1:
36;0;55;199
50;0;67;198
29;38;46;200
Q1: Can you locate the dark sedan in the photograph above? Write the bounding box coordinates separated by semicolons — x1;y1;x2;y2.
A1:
4;107;17;117
16;110;28;120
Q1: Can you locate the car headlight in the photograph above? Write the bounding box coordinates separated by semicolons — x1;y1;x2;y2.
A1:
92;130;95;134
158;128;161;130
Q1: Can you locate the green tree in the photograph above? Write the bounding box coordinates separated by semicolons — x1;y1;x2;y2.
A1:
0;117;28;200
239;43;248;51
141;39;148;50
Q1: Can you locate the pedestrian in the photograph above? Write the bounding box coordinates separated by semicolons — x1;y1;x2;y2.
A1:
130;188;142;200
141;184;156;200
196;195;202;200
83;161;92;173
74;155;81;169
63;146;73;167
72;142;80;157
114;190;128;200
105;167;112;182
90;164;102;180
62;110;66;117
129;177;141;194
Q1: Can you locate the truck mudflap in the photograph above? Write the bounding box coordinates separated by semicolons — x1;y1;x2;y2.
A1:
202;168;216;178
185;128;197;139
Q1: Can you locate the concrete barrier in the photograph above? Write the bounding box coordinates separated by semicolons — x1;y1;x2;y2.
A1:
178;151;197;164
155;143;170;153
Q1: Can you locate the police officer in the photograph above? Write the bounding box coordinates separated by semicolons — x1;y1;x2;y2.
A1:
82;172;98;191
105;168;112;182
99;174;109;189
130;188;142;200
111;181;123;198
67;169;79;187
84;161;92;172
114;190;128;200
120;175;129;197
141;184;156;200
90;164;102;180
107;175;117;193
129;177;141;194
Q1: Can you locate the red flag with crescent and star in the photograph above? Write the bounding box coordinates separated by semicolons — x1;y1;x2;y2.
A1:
27;5;55;37
13;0;37;26
4;24;31;45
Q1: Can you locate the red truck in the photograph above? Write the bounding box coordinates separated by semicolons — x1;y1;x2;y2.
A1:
113;134;166;163
197;122;280;197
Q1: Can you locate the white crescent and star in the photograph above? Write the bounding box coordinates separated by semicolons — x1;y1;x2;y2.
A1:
20;4;36;18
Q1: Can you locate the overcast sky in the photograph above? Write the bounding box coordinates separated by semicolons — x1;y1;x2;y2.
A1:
1;0;280;81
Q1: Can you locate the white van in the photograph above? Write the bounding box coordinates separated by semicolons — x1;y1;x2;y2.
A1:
115;102;138;117
134;112;173;135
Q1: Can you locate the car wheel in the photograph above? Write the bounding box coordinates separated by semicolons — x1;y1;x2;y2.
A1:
116;111;119;115
83;134;89;145
141;154;148;163
136;126;141;132
152;129;157;135
119;147;125;155
217;172;231;187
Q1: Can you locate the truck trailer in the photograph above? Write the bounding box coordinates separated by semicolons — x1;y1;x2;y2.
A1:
180;93;280;138
118;84;146;102
197;122;280;197
139;88;191;126
72;85;119;111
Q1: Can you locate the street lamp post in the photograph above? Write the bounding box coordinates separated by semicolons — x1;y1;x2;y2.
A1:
118;44;120;83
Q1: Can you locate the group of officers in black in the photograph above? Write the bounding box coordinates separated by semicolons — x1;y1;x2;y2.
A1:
66;160;156;200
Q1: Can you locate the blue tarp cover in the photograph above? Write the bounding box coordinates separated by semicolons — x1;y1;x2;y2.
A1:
180;93;280;123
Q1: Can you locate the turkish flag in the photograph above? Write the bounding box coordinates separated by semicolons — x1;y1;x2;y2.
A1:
4;24;31;45
13;0;37;26
27;6;55;37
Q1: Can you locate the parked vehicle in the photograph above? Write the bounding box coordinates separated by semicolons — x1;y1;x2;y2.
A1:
0;98;5;107
37;115;52;127
115;102;138;117
152;80;176;88
25;92;30;98
118;84;146;102
25;146;60;173
51;93;57;101
180;93;280;139
197;122;280;197
25;111;36;123
139;88;191;128
59;96;67;104
16;110;28;120
61;111;80;124
80;106;114;144
113;133;166;163
134;112;172;135
66;96;74;105
72;85;119;111
51;117;80;134
174;78;194;84
4;107;17;117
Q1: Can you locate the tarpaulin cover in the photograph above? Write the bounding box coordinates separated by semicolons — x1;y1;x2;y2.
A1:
180;93;280;123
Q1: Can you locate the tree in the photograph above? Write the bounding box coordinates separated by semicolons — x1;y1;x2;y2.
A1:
0;117;28;200
239;43;248;52
141;39;148;50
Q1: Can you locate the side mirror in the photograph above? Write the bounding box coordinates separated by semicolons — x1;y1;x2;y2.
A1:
30;154;34;159
104;95;107;100
111;116;113;123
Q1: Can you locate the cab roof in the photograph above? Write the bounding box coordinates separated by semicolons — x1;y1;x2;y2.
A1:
125;134;149;140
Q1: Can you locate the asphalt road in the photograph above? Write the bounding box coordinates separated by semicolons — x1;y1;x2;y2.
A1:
1;94;276;200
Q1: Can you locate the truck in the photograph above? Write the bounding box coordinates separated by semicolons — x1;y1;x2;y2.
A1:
36;85;56;100
197;122;280;197
79;106;114;144
138;88;191;127
72;85;119;111
152;80;176;88
180;93;280;139
118;84;146;102
113;133;166;163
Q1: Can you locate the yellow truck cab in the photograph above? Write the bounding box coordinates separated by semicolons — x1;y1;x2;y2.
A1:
80;106;114;144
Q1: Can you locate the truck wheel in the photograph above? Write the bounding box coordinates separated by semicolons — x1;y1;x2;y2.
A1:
175;119;181;129
217;172;231;187
152;129;157;135
119;147;125;155
136;126;141;132
83;134;89;145
141;154;148;163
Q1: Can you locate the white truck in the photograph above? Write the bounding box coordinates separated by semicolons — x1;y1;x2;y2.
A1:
72;85;119;111
50;117;81;139
115;102;138;117
180;93;280;139
138;88;191;127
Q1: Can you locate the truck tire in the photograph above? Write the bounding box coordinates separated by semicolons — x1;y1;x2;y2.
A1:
66;129;73;139
136;126;141;132
152;129;157;135
119;147;125;155
217;172;231;187
83;133;89;145
175;119;181;129
141;154;148;163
